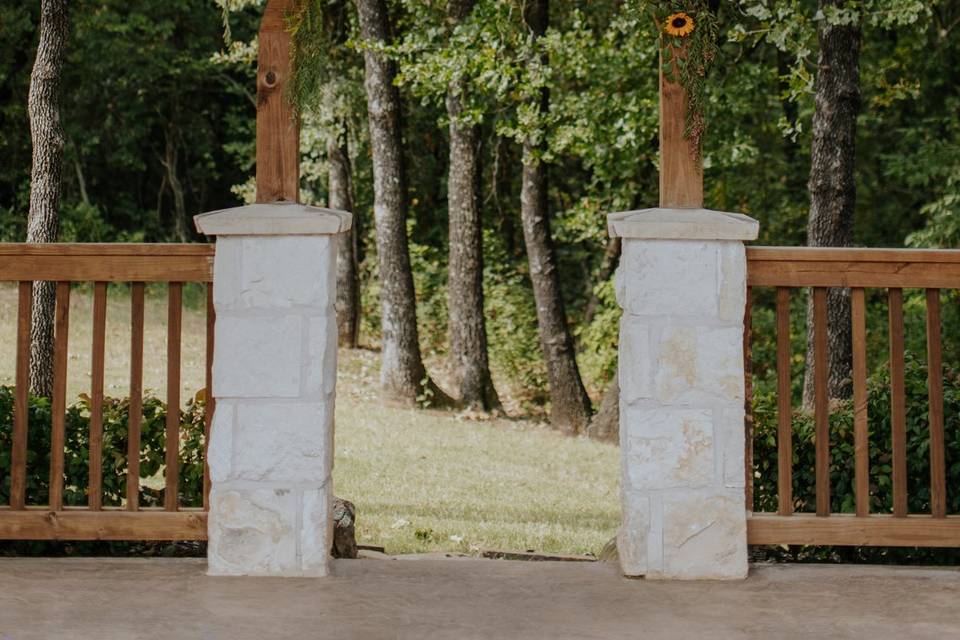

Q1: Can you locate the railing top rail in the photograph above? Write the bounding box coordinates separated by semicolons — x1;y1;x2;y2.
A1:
748;246;960;263
747;246;960;288
0;243;214;282
0;242;214;256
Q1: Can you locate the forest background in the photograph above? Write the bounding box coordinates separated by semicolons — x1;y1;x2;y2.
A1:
1;0;958;430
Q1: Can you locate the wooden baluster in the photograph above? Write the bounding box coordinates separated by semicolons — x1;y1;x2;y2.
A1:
888;288;907;517
203;283;215;511
851;288;869;517
743;286;754;510
813;287;830;517
88;282;107;510
49;282;71;511
126;283;145;511
10;282;33;509
165;283;183;511
926;289;946;518
776;287;793;516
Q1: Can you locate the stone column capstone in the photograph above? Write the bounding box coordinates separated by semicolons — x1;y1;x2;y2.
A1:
608;207;758;580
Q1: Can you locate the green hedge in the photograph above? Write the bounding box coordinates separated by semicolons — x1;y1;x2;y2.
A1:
0;386;206;509
752;354;960;562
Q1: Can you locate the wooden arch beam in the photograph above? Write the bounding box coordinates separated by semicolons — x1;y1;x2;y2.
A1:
256;0;299;203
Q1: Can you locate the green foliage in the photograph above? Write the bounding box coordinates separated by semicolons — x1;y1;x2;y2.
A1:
285;0;960;407
748;282;960;562
750;285;960;406
1;0;256;243
409;234;449;357
0;387;206;509
753;356;960;516
287;0;367;152
483;231;549;407
727;0;958;248
0;3;34;239
751;356;960;563
4;0;960;414
393;0;527;130
576;279;621;394
359;246;383;348
641;0;720;152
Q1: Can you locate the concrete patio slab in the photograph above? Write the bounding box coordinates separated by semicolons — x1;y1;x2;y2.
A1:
0;557;957;639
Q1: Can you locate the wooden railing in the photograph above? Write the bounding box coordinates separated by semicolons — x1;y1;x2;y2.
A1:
745;247;960;548
0;244;214;540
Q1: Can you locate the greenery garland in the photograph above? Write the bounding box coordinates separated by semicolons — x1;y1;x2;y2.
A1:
642;1;720;157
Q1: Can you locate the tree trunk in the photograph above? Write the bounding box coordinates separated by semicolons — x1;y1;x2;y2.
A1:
355;0;450;405
26;0;70;398
161;125;189;243
520;0;592;434
446;0;500;412
329;135;361;348
69;137;91;206
587;377;619;443
802;0;860;409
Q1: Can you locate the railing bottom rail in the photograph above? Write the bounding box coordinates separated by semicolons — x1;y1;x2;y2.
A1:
748;513;960;548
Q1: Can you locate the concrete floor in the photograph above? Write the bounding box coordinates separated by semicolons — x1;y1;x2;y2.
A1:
0;557;958;639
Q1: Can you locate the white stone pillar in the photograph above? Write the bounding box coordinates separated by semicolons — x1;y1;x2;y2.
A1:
194;203;352;577
607;208;758;580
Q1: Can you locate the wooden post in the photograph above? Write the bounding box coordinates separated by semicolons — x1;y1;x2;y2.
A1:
659;45;703;208
256;0;299;203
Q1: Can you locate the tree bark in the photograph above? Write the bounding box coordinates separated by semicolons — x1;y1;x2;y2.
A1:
520;0;592;434
587;376;619;443
26;0;70;398
802;0;860;409
329;135;361;348
161;125;189;243
446;0;500;412
355;0;450;405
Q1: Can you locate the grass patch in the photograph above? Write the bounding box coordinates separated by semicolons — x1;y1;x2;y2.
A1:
336;350;620;556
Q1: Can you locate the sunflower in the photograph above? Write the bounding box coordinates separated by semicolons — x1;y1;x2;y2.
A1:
664;12;695;38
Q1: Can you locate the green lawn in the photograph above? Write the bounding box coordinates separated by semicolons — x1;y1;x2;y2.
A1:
336;349;620;556
0;284;621;556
